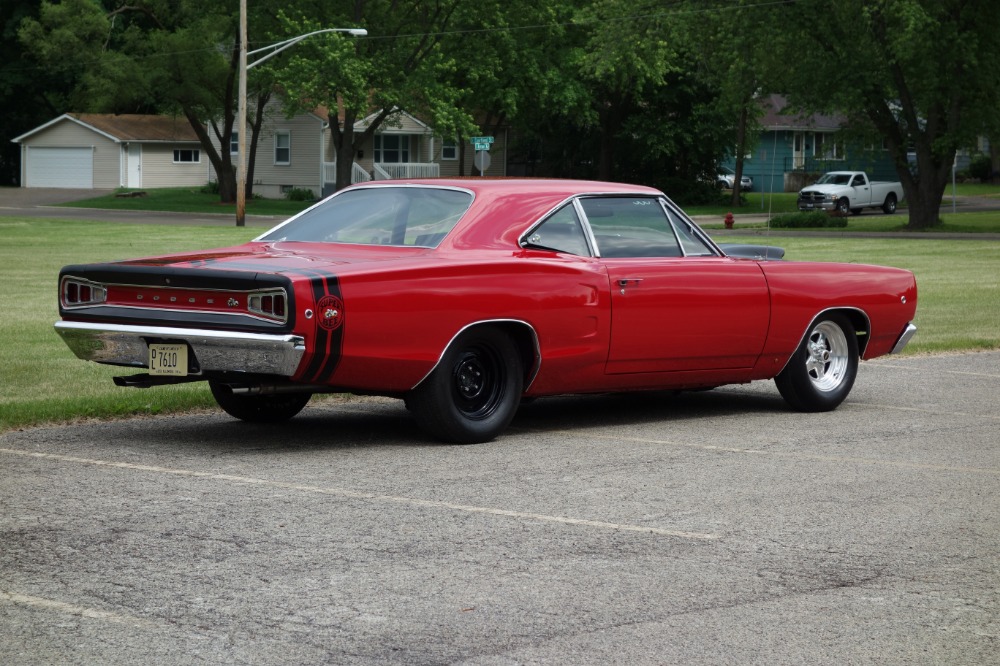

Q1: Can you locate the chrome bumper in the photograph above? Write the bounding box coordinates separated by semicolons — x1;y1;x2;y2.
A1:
54;321;306;377
890;322;918;354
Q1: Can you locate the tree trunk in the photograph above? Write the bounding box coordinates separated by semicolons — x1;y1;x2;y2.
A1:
894;143;954;229
244;91;271;200
183;107;234;202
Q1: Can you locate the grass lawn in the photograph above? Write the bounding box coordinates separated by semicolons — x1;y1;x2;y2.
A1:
1;215;998;433
58;186;314;217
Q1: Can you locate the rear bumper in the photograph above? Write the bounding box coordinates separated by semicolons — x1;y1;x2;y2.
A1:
54;321;306;377
890;322;918;354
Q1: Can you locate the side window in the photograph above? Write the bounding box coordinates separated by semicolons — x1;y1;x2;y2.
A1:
522;204;591;256
581;197;682;258
666;207;716;256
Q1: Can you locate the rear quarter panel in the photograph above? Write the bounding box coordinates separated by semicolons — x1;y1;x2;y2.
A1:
751;261;917;379
327;250;613;394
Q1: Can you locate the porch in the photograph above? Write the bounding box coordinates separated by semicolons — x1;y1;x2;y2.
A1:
323;161;440;187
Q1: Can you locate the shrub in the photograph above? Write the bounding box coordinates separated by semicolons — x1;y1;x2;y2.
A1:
769;211;848;228
200;180;220;195
284;187;316;202
967;154;993;183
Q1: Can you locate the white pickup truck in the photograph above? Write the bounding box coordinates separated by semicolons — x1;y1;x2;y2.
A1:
797;171;904;215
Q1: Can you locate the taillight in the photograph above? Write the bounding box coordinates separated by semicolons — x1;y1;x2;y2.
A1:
62;278;107;307
248;289;288;323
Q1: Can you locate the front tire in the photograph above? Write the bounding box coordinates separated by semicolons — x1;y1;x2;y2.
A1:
775;314;858;412
836;198;851;215
409;328;523;444
882;193;898;214
210;382;312;423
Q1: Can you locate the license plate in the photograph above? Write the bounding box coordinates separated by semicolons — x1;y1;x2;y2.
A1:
149;343;187;376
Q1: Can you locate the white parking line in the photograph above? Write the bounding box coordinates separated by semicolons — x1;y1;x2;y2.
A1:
555;431;1000;475
0;589;158;629
0;448;718;541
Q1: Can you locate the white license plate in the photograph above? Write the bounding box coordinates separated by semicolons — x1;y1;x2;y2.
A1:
149;343;188;376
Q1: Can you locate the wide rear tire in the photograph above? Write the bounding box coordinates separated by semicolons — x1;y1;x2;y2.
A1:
775;314;858;412
210;382;312;423
409;328;523;444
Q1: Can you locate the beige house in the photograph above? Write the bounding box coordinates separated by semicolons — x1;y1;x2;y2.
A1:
218;102;508;198
12;114;207;189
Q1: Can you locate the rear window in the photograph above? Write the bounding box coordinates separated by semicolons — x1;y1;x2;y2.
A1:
258;186;473;247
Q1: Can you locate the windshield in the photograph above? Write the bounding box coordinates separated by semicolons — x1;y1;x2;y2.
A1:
815;173;852;185
258;186;473;247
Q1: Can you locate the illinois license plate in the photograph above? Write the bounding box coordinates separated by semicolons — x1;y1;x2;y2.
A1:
149;343;187;376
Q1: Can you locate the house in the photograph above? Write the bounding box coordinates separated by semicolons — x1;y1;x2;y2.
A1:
11;114;207;189
729;95;898;193
216;102;508;199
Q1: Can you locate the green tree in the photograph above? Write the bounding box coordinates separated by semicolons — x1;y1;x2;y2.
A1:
268;1;481;191
17;0;283;203
1;0;61;185
769;0;1000;229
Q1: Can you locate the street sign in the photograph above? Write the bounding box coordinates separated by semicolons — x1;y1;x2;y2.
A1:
470;136;494;151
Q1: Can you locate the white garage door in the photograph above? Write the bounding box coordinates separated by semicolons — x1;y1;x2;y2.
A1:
26;147;93;188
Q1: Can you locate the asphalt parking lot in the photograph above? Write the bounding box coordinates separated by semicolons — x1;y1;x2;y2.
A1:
2;352;998;664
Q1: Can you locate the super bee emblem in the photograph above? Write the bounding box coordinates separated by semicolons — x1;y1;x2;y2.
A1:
316;294;344;331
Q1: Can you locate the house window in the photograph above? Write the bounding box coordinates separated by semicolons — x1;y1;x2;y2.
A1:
275;131;290;165
173;149;200;163
442;139;458;160
374;135;410;163
817;133;845;160
230;131;239;154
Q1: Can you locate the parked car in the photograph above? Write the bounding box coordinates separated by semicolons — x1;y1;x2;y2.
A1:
798;171;904;215
717;167;753;191
55;179;917;443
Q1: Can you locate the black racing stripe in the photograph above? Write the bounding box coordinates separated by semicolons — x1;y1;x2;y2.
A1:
300;276;332;382
315;274;344;383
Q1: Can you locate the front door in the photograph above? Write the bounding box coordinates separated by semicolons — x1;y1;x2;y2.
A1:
577;195;770;374
127;144;141;188
604;257;770;373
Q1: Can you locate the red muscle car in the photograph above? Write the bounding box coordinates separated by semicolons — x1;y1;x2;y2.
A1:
55;179;917;443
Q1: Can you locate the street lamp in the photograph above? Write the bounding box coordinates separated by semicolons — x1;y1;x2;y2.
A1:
236;1;366;226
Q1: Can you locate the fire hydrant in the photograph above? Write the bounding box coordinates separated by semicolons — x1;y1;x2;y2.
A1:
724;212;735;229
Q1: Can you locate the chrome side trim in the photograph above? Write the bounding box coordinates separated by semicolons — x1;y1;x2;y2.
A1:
890;322;917;354
54;321;305;377
410;319;542;392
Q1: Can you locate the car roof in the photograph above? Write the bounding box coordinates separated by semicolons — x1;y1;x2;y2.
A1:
339;179;666;250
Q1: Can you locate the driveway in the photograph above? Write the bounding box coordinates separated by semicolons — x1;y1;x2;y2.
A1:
0;187;281;227
0;186;112;207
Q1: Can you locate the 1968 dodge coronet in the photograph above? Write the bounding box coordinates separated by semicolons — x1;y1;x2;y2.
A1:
55;179;917;443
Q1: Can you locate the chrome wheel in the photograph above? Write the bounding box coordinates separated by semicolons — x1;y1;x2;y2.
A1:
804;320;851;392
775;314;859;412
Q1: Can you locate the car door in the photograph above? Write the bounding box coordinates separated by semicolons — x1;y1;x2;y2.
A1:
850;173;870;206
579;196;770;374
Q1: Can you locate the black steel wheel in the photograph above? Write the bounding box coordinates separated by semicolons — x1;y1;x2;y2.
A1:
210;382;312;423
409;328;523;443
775;314;859;412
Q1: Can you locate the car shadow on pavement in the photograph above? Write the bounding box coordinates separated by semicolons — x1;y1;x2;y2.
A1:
107;388;789;452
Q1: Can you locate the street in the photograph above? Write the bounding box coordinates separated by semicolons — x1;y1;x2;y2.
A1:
2;352;998;664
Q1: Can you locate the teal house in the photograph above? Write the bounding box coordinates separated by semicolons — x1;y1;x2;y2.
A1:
730;95;899;194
